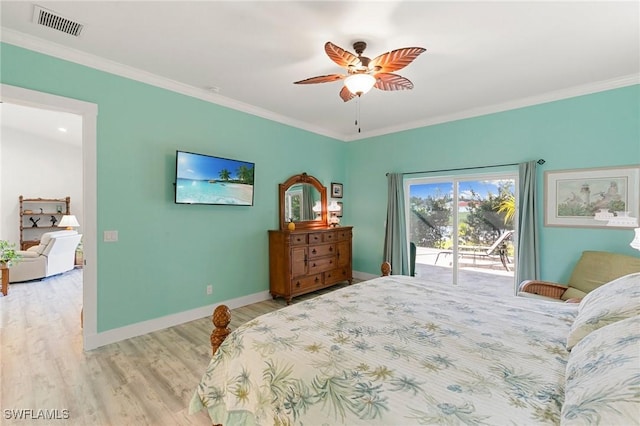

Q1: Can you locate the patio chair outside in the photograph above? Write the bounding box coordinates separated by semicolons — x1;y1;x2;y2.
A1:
435;230;514;271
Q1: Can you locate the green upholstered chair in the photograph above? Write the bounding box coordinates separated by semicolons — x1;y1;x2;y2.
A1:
518;250;640;302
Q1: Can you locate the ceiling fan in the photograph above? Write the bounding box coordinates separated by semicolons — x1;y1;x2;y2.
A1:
294;41;426;102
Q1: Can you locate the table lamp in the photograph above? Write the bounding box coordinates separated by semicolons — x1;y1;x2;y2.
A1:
328;201;341;227
58;215;80;230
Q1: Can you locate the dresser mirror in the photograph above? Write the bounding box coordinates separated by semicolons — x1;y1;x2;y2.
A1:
279;173;328;230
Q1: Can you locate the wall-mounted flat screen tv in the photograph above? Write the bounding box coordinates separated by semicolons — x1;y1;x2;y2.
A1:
175;150;255;206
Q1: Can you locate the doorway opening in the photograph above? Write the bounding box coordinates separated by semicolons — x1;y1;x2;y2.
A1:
2;84;98;349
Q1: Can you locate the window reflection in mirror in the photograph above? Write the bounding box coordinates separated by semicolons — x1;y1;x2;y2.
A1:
285;184;321;222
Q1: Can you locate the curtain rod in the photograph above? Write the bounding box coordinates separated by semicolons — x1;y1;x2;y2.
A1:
386;159;545;177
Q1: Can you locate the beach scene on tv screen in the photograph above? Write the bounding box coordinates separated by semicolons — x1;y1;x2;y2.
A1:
176;152;254;205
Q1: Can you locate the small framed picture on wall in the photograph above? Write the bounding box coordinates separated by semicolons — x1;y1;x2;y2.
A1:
331;182;343;198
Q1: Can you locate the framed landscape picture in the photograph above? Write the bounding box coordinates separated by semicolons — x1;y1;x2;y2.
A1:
544;165;640;228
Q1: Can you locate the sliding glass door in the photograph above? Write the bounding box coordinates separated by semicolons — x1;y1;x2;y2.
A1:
406;173;517;288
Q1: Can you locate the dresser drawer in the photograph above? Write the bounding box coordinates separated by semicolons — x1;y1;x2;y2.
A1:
292;274;322;291
308;256;336;274
335;229;351;241
289;233;308;245
322;231;337;242
325;267;350;285
309;243;335;259
309;231;336;244
308;232;322;244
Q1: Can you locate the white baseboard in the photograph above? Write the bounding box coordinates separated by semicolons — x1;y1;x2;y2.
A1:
84;270;375;350
83;290;271;350
353;270;378;281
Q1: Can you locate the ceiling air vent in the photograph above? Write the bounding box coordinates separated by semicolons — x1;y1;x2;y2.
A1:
32;5;84;37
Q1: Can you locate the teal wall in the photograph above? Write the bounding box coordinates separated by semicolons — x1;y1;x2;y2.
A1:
1;43;346;332
346;86;640;281
2;43;639;333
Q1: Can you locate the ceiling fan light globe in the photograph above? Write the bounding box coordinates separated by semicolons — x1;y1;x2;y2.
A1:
344;74;376;96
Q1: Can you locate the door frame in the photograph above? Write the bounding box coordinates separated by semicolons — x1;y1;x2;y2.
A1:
2;84;98;350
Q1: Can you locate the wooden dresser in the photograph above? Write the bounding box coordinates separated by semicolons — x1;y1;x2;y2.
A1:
269;226;353;304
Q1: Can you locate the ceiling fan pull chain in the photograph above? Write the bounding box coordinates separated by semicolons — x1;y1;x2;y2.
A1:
355;97;361;133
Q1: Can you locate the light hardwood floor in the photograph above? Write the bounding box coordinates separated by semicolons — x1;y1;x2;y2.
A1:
0;269;354;426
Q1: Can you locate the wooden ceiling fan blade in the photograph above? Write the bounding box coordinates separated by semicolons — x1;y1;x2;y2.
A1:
325;41;361;69
294;74;345;85
370;47;426;73
374;73;414;91
339;86;356;102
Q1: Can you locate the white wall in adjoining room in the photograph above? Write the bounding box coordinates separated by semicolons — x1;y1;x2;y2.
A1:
0;123;3;237
0;123;82;245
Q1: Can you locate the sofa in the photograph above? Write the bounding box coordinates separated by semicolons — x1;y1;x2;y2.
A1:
9;230;82;283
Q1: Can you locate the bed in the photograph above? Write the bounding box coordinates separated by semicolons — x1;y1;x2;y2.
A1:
190;265;640;425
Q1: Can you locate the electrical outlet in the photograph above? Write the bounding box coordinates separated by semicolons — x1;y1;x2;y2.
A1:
206;285;213;295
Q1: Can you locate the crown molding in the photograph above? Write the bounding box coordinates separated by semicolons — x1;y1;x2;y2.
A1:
346;74;640;142
0;28;344;141
3;28;637;143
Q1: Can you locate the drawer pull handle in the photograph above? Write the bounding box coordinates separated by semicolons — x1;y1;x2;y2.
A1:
296;281;301;288
315;276;319;282
312;249;317;254
329;246;333;252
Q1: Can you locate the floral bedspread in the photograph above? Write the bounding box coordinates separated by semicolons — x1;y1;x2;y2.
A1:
190;275;578;425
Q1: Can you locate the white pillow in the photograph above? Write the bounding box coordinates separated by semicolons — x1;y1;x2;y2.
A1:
561;315;640;425
566;272;640;350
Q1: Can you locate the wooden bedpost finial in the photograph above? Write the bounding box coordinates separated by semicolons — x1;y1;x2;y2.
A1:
211;305;231;356
381;261;391;276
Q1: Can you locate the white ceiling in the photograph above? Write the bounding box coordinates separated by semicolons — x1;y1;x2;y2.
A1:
1;1;638;141
1;102;82;146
